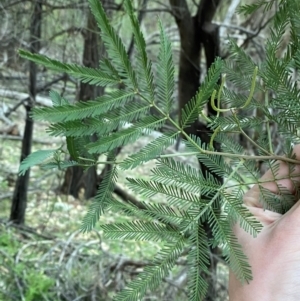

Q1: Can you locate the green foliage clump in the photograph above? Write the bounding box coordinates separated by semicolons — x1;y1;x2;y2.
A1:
0;229;55;301
18;0;300;300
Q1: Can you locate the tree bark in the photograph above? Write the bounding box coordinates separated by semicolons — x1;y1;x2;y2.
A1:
60;8;104;199
169;0;222;299
10;1;42;224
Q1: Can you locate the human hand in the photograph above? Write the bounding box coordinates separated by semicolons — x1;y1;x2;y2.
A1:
229;145;300;301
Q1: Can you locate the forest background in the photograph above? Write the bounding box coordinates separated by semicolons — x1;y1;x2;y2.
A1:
0;0;286;300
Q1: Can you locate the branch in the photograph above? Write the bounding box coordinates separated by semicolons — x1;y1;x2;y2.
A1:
0;134;61;145
169;0;191;23
214;21;256;37
240;15;274;48
3;74;69;117
219;0;241;37
113;184;148;211
0;89;52;107
49;27;84;41
0;218;55;240
109;257;150;272
159;150;300;166
2;0;171;13
2;0;87;10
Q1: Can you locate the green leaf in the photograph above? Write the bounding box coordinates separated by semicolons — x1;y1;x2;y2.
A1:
127;178;202;209
99;58;120;79
81;165;118;232
181;57;222;128
19;149;58;176
184;136;246;184
208;210;252;283
237;0;278;15
153;158;220;198
101;221;180;242
32;90;135;123
114;238;185;301
156;19;175;113
223;39;257;91
65;136;95;164
187;224;210;301
19;49;119;86
88;0;138;89
48;102;150;137
87;116;166;154
66;136;79;161
222;189;262;236
107;197;189;227
124;0;155;101
120;132;179;170
49;90;70;106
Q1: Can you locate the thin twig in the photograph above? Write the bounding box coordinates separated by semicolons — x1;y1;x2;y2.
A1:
4;74;68;117
0;134;61;144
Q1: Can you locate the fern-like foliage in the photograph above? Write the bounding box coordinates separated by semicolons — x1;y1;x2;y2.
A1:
18;50;120;86
237;0;280;15
18;0;300;299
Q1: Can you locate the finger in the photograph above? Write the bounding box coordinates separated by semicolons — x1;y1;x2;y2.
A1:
277;198;300;229
244;144;300;208
246;206;282;225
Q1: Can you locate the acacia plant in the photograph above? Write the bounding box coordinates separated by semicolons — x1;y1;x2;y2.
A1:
19;0;300;300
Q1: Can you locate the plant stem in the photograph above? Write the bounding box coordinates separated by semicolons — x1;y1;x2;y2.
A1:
159;151;300;165
139;91;300;167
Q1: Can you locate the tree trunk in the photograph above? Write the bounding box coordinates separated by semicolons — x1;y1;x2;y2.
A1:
60;0;149;200
10;1;42;224
60;8;104;199
169;0;222;299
